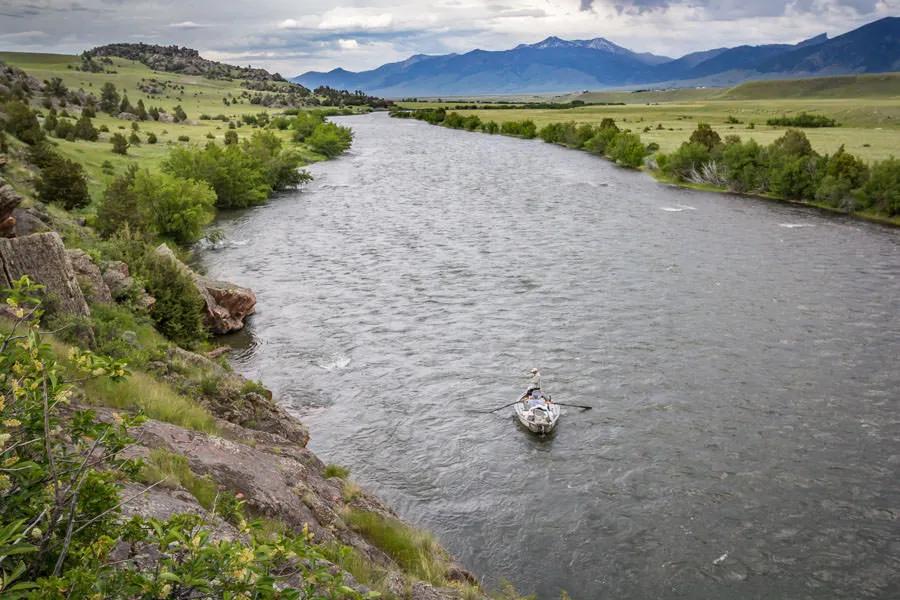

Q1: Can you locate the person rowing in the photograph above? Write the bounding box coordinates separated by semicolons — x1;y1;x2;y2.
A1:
520;368;542;402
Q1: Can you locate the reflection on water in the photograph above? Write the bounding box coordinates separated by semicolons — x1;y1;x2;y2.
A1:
201;113;900;599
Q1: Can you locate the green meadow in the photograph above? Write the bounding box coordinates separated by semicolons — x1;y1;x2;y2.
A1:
399;73;900;162
0;52;329;199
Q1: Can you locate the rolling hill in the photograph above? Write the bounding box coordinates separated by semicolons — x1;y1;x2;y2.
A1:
294;16;900;97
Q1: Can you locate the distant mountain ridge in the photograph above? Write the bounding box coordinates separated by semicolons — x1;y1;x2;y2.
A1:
294;16;899;96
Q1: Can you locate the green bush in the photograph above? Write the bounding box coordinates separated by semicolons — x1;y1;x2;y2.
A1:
766;113;837;127
857;157;900;216
500;119;537;139
110;132;128;154
323;464;350;479
146;132;157;144
721;139;768;193
3;100;44;144
607;132;646;168
73;114;98;140
163;143;271;208
689;123;721;151
141;251;208;347
306;121;353;158
95;166;215;244
242;130;311;191
35;154;91;209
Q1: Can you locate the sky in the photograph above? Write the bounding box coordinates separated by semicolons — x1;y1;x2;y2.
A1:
0;0;896;76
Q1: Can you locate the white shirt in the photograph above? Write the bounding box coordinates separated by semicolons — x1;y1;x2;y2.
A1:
529;372;542;389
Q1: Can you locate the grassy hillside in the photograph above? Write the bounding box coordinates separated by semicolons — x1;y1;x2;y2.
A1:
0;51;340;199
399;73;900;162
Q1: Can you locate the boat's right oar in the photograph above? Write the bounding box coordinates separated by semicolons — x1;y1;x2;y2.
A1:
476;400;521;414
551;402;593;410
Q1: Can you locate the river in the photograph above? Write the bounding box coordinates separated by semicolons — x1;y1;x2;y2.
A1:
200;112;900;599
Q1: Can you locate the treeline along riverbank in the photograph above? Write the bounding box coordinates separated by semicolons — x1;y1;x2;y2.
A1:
390;105;899;225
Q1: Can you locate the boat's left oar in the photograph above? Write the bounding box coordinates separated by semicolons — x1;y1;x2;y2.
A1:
476;400;521;414
551;402;592;410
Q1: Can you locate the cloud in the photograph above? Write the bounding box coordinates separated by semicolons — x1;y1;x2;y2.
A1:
337;38;359;49
318;8;394;30
169;21;208;29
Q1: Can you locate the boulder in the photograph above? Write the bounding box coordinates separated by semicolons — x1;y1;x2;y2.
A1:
102;260;155;310
117;111;139;121
0;181;23;238
11;207;50;237
67;248;113;304
155;243;256;334
0;232;89;316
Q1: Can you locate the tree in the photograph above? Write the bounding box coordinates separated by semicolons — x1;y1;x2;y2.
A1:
242;130;310;191
99;82;120;114
73;114;99;141
119;93;133;114
607;132;647;168
141;252;208;346
95;165;140;237
856;157;900;216
815;146;869;209
660;142;711;180
306;122;353;158
46;76;68;97
163;143;270;208
173;104;187;122
770;129;813;158
148;105;160;121
146;132;158;144
128;131;141;145
722;139;768;193
43;107;59;132
689;123;721;151
224;129;238;145
35;154;90;209
110;132;129;154
3;100;44;144
135;98;148;120
132;169;216;244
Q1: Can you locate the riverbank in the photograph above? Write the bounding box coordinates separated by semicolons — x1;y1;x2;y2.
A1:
0;51;513;599
390;106;900;227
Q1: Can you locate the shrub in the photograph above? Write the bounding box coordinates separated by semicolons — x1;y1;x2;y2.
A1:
856;157;900;216
689;123;721;151
172;104;188;122
766;113;837;127
722;139;768;193
96;166;215;244
3;99;44;144
306;121;353;158
141;250;208;346
770;155;822;200
500;119;537;139
607;132;646;168
43;107;58;132
482;120;499;134
242;130;311;191
54;118;75;139
110;132;128;154
583;126;619;155
35;154;91;209
177;134;190;142
815;146;869;209
146;132;157;144
224;129;238;145
128;131;141;145
74;114;99;140
163;143;271;208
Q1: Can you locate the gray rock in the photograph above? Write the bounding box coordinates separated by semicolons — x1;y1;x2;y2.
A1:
155;243;256;334
121;330;139;346
67;248;113;304
0;232;89;316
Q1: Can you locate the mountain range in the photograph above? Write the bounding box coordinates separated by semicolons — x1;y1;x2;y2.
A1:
293;16;900;97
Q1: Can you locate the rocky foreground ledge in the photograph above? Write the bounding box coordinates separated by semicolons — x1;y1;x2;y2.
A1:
2;226;482;599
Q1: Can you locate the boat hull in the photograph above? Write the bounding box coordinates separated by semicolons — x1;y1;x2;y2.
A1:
514;401;560;434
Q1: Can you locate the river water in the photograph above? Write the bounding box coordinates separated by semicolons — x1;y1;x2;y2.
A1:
200;112;900;599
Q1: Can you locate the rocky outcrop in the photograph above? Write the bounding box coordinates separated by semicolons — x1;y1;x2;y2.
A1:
0;232;89;316
154;244;256;334
11;207;50;237
67;248;113;304
164;346;310;446
102;260;155;310
0;181;23;238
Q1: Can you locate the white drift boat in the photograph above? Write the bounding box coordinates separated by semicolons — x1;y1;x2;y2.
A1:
514;392;560;434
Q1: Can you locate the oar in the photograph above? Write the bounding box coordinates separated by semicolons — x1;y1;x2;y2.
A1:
476;400;522;414
551;402;593;410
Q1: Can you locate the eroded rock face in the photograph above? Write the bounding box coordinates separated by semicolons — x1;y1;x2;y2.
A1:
0;181;23;238
155;243;256;334
67;248;113;304
0;232;89;316
102;260;155;310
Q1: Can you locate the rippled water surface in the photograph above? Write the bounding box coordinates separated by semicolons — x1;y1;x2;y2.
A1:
201;113;900;599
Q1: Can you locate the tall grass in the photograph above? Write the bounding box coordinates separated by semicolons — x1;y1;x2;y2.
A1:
139;448;218;509
82;370;219;433
345;509;450;586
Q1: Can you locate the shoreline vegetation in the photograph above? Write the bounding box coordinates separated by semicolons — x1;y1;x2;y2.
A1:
0;48;544;599
388;104;900;227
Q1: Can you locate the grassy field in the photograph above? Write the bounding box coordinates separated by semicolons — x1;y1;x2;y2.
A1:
398;73;900;162
1;52;330;200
